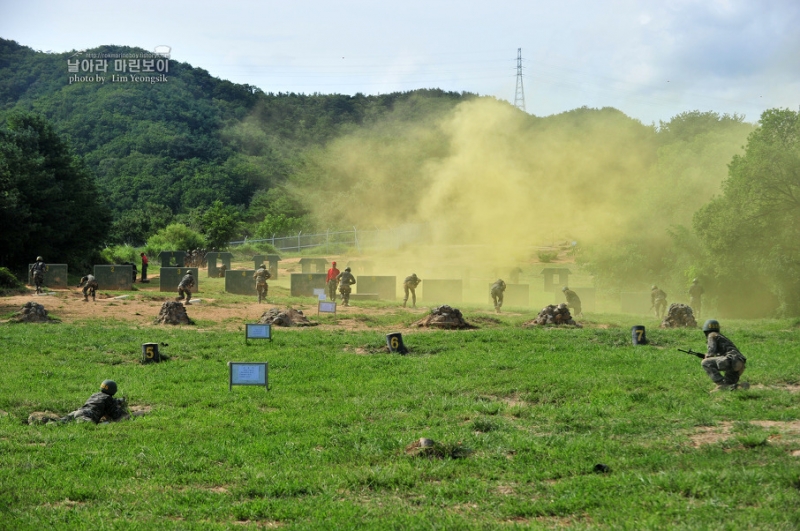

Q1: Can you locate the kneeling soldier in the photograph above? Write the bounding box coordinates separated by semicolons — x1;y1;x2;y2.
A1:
78;274;98;302
701;319;749;392
177;270;195;305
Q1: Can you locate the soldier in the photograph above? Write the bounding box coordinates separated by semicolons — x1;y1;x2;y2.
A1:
176;270;195;305
491;279;507;313
689;278;704;319
562;286;582;317
337;266;356;306
60;380;129;423
700;319;749;392
140;252;149;282
30;256;46;294
403;273;422;308
254;263;271;304
326;261;340;301
651;285;667;319
78;274;98;302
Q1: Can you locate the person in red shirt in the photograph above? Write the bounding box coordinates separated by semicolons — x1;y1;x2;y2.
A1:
140;252;149;282
326;261;340;301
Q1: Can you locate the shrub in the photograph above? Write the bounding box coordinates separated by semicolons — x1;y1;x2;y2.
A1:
146;223;205;254
537;250;559;263
0;267;24;290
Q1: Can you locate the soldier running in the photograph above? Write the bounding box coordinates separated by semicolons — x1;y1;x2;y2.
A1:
176;270;195;305
651;285;667;319
78;274;98;302
337;267;356;306
254;263;271;304
700;319;749;392
403;273;422;308
562;286;582;317
689;278;704;319
326;261;340;302
491;279;507;313
30;256;46;294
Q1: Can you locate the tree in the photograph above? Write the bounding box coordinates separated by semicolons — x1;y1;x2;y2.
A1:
200;200;241;249
694;108;800;316
0;112;110;268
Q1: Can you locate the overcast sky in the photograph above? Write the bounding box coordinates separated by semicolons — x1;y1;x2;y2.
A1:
1;0;798;125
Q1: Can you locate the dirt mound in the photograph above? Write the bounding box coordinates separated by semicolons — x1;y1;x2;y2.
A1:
257;307;317;327
413;305;475;329
661;303;697;328
154;301;194;325
523;304;582;327
8;302;57;323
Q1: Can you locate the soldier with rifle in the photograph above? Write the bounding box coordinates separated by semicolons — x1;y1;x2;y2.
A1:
30;256;46;294
78;274;98;302
562;286;582;317
337;267;356;306
650;285;667;319
254;263;271;304
176;270;195;305
491;279;507;313
60;380;129;423
403;273;421;308
678;319;749;392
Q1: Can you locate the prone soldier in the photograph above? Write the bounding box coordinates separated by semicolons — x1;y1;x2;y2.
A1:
337;267;356;306
78;274;98;302
60;380;129;423
491;279;507;313
176;270;195;305
403;273;421;308
254;263;271;304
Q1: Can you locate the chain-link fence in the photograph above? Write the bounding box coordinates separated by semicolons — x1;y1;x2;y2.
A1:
229;225;425;253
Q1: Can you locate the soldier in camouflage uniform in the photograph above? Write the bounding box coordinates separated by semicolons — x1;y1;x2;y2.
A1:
403;273;421;308
60;380;129;423
491;279;507;313
30;256;46;294
689;278;704;319
700;319;749;392
337;267;356;306
254;264;271;304
562;287;582;317
650;285;667;319
326;261;340;302
177;271;195;305
78;274;99;302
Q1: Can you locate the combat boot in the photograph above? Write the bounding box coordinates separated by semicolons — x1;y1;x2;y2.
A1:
711;383;733;392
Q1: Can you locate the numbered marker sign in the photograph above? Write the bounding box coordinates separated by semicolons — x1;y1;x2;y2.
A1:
386;332;408;354
141;343;161;363
228;362;268;391
318;301;337;315
631;325;648;346
245;323;272;342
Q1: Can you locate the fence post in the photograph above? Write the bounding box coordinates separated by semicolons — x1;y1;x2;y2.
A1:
353;226;361;253
298;231;302;252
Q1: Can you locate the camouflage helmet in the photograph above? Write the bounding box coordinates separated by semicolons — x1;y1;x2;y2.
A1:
345;267;352;272
260;263;267;269
411;273;418;278
651;285;657;290
692;278;699;283
100;380;117;396
36;256;43;261
702;319;720;334
562;286;568;292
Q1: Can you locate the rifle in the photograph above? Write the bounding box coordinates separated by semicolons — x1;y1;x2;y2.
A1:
677;348;705;359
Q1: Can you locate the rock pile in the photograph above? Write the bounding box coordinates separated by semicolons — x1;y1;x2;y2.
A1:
9;302;56;323
660;303;697;328
413;305;475;329
154;301;194;325
257;307;317;327
524;303;582;327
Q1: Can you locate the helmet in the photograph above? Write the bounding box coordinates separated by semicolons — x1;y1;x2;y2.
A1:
651;285;657;290
411;273;417;278
36;256;43;261
261;263;267;269
562;286;568;292
100;380;117;396
187;270;193;275
345;267;351;272
702;319;720;334
692;278;698;283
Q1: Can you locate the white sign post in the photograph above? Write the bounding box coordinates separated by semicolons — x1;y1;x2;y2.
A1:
245;323;272;344
318;301;337;315
228;362;268;391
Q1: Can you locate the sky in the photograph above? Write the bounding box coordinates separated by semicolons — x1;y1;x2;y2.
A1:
1;0;799;125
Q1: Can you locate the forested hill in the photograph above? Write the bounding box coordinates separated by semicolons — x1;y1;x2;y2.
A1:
0;38;474;243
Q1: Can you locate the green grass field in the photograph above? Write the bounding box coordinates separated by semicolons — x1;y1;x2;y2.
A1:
1;302;800;529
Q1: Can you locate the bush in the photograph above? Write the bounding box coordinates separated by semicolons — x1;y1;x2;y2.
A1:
146;223;205;254
537;250;559;263
230;242;279;260
0;267;24;290
100;244;140;265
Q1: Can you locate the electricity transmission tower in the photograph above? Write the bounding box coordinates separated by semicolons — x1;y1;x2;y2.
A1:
514;48;526;112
